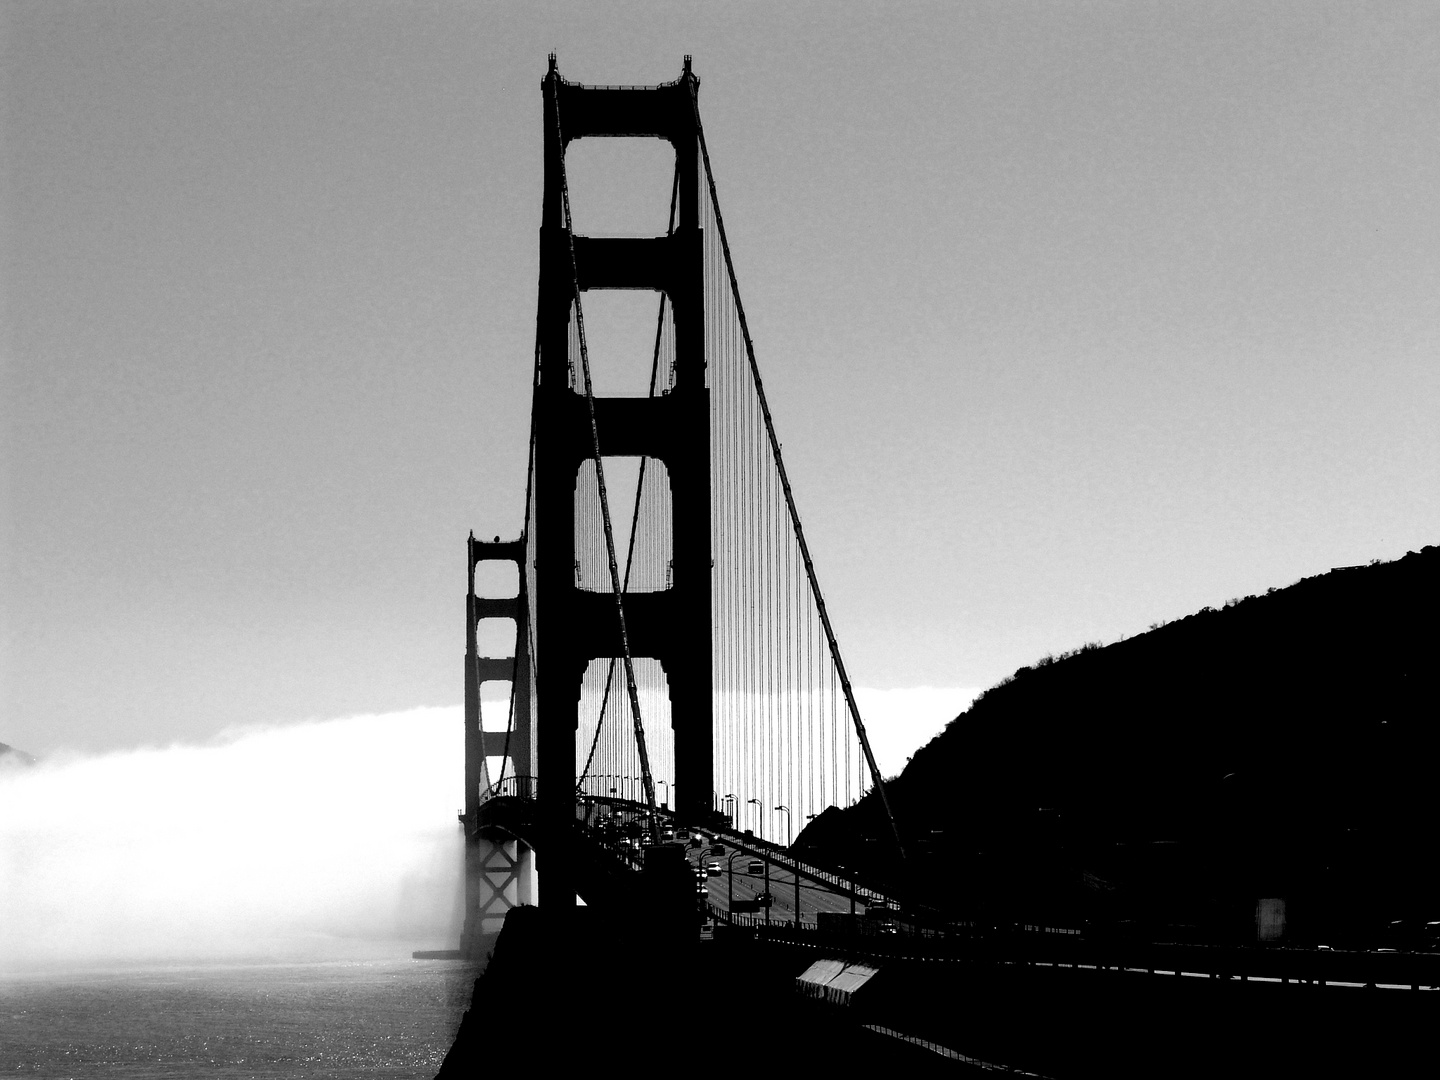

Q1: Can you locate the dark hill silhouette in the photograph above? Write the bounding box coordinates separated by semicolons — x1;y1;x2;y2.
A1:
797;546;1439;948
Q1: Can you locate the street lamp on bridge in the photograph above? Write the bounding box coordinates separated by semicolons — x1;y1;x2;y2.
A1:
776;805;798;927
722;793;736;827
686;840;725;924
725;849;746;923
747;798;771;925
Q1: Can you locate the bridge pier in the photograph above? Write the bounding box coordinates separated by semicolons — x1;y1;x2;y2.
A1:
461;835;537;955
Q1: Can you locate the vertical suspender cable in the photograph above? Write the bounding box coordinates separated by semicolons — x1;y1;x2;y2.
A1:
689;85;906;862
498;254;547;794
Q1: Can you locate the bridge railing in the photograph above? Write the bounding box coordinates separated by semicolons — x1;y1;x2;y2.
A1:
576;795;899;907
479;775;538;805
713;914;1440;990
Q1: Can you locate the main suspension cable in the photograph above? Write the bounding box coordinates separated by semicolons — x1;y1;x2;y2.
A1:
496;257;548;795
690;81;906;862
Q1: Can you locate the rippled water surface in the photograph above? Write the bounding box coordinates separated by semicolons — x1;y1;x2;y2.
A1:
0;958;478;1079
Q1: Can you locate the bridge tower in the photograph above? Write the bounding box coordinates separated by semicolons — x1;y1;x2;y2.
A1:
461;534;536;953
534;57;712;910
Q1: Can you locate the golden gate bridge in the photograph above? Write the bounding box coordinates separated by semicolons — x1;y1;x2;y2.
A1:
428;56;1436;1078
460;54;904;940
448;58;1439;1012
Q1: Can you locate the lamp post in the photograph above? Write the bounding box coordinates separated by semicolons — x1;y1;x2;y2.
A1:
726;849;747;924
722;793;736;828
805;813;819;924
657;779;669;811
687;841;723;923
837;862;855;918
748;798;770;925
748;800;771;927
776;805;797;927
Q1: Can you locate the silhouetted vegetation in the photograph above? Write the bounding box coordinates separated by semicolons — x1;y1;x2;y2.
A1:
798;547;1440;948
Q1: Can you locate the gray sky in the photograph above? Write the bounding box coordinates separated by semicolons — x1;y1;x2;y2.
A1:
4;2;1437;755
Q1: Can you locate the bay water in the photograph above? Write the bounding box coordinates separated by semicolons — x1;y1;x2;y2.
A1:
0;956;480;1079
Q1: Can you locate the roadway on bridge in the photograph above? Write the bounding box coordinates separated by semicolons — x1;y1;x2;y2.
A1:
701;857;856;923
682;837;864;924
582;799;870;924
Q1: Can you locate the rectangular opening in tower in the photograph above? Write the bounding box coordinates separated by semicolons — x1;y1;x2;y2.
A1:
479;684;513;732
564;137;677;238
475;617;515;659
472;560;518;599
569;290;675;398
574;456;673;594
575;656;674;806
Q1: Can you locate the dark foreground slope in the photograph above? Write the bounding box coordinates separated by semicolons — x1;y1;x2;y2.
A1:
800;547;1439;945
440;911;1434;1079
436;909;969;1076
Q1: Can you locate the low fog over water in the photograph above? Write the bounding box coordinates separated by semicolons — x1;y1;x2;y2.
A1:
0;708;464;972
0;689;972;973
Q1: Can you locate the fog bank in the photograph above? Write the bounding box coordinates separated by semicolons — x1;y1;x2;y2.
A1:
0;708;464;972
0;690;977;972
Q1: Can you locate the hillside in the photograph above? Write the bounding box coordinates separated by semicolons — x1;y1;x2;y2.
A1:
797;546;1439;946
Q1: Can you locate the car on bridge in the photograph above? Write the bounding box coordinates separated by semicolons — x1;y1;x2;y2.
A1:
705;861;721;877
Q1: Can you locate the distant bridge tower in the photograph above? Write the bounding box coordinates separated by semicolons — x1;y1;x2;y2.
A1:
534;56;713;910
461;533;535;952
